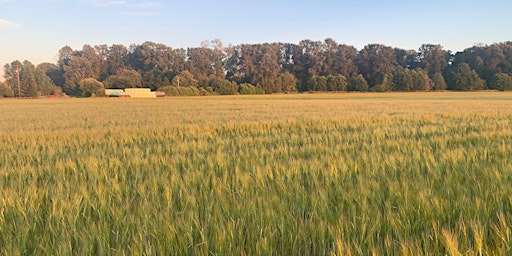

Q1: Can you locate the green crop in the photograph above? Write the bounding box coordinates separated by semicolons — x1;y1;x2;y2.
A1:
0;92;512;255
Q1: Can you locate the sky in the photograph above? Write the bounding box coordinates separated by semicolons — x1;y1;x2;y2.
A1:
1;0;512;81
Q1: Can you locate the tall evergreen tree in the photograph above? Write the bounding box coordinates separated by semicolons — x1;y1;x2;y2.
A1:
20;61;39;97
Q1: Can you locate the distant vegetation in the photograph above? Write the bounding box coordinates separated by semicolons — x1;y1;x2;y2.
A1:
2;39;512;97
1;93;512;254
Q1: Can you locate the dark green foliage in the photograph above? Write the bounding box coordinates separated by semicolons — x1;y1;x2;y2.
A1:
104;68;142;89
431;72;447;90
356;44;397;87
326;75;348;91
5;40;512;95
371;74;393;92
449;63;486;91
171;70;198;88
418;44;449;77
277;71;298;93
20;61;39;97
157;86;207;96
452;42;512;85
347;74;369;91
308;75;328;91
489;73;512;91
79;78;105;97
391;68;430;91
308;75;347;92
0;82;14;97
208;79;238;95
238;83;265;95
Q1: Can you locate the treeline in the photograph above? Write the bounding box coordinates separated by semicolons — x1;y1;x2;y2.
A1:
2;39;512;97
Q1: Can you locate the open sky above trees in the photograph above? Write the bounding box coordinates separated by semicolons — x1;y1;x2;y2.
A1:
1;0;512;82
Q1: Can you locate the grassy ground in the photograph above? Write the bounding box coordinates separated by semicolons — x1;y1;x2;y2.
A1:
1;92;512;255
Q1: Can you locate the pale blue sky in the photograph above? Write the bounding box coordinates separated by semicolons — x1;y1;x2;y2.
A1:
1;0;511;79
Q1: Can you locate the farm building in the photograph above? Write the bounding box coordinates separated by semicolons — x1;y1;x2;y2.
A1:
125;88;156;98
105;88;163;98
104;89;125;97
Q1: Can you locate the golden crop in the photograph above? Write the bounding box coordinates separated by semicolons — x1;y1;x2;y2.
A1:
1;92;512;255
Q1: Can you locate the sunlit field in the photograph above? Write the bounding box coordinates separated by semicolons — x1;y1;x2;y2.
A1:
1;92;512;255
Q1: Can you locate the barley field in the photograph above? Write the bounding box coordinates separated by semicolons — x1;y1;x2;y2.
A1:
1;92;512;255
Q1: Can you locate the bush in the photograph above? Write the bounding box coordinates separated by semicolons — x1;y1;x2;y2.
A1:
79;78;105;97
209;79;238;95
157;86;205;96
239;83;265;95
0;82;14;97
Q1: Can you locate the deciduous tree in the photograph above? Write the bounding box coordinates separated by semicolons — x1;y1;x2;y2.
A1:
490;73;512;91
104;68;142;89
348;74;369;91
449;63;485;91
357;44;397;87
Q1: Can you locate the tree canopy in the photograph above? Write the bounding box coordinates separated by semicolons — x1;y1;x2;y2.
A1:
3;39;512;96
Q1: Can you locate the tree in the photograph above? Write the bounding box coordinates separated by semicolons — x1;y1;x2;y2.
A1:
309;75;327;91
319;39;359;78
371;74;393;92
431;72;447;90
357;44;397;87
58;45;104;95
411;69;430;91
449;63;485;91
20;61;39;97
127;41;183;89
35;67;61;96
394;48;418;69
391;68;430;91
38;62;64;87
58;46;73;67
79;78;105;97
291;40;325;89
326;75;348;91
187;46;221;82
3;60;22;96
418;44;449;77
172;70;198;88
452;42;512;85
252;44;281;93
309;75;348;92
277;71;298;93
238;83;265;95
209;78;238;95
80;44;103;79
62;56;94;94
347;74;369;91
489;73;512;91
391;68;413;91
104;68;142;89
106;44;128;76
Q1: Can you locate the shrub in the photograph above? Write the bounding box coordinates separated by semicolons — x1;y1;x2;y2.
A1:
0;82;14;97
158;86;203;96
79;78;105;97
209;79;238;95
239;83;265;95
